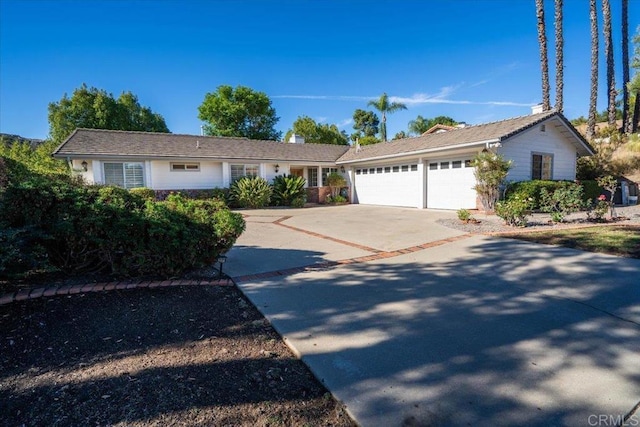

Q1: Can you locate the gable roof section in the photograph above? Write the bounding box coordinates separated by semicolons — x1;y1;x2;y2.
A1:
337;111;594;164
53;129;350;163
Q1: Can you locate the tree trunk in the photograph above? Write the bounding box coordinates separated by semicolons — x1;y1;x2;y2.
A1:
633;90;640;133
602;0;616;127
621;0;630;133
554;0;563;113
536;0;551;111
587;0;599;140
381;112;387;142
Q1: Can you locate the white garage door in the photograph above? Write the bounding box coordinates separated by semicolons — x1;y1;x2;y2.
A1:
426;158;477;210
354;163;421;207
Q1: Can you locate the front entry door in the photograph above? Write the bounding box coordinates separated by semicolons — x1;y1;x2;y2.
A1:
290;168;304;178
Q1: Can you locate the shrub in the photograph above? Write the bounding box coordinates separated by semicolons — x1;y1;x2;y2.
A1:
326;172;347;198
129;187;157;201
272;174;306;206
457;209;471;222
579;180;602;202
0;174;245;279
586;197;609;221
290;195;307;208
230;176;272;209
505;180;567;210
495;196;532;227
326;194;347;204
539;182;585;223
472;152;511;212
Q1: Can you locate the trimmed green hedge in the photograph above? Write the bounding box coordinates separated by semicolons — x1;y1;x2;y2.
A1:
505;180;603;209
0;173;245;278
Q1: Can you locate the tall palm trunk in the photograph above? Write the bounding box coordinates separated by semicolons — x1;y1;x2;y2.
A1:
602;0;616;126
554;0;563;113
621;0;630;133
587;0;599;140
536;0;551;111
633;90;640;133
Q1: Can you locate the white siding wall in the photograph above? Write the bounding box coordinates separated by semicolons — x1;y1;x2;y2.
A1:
265;163;289;182
498;122;577;182
151;160;223;190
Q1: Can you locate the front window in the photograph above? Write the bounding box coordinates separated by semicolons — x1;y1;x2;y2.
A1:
308;168;318;186
103;162;144;189
532;153;553;180
231;164;259;182
321;167;338;186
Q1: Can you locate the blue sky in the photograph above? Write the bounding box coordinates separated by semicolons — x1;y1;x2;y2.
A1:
1;0;639;140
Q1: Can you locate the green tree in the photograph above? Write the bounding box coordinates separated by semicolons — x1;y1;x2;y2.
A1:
351;109;379;139
621;0;630;133
357;136;381;146
630;27;640;133
198;85;281;140
536;0;551;111
48;84;169;143
284;116;348;145
0;139;69;179
393;131;408;140
408;115;458;135
367;93;407;142
472;151;512;212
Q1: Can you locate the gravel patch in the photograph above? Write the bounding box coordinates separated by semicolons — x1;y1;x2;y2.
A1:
437;204;640;234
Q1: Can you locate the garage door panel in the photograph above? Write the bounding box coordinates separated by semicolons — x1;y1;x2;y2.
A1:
427;159;476;210
355;165;420;207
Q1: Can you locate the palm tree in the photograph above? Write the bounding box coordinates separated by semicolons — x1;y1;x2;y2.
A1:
408;115;430;135
536;0;551;111
603;0;616;126
621;0;630;133
554;0;564;113
367;93;407;142
587;0;599;140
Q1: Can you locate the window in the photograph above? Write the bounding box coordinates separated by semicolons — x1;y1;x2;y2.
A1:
376;167;383;174
410;164;418;171
231;164;259;181
401;165;409;172
540;124;546;132
429;163;438;170
355;169;361;175
103;162;144;189
309;168;318;186
440;162;450;169
171;162;200;171
321;167;338;185
392;166;400;172
464;159;472;168
362;168;368;174
452;161;462;169
384;167;391;173
532;153;553;180
369;168;375;174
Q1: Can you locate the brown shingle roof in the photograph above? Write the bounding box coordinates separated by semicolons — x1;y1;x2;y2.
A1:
337;111;594;163
53;129;349;163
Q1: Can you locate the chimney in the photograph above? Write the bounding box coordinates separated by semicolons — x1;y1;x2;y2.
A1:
288;133;305;144
531;104;544;115
456;122;467;128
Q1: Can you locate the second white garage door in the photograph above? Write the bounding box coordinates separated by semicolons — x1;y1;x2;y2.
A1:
354;163;421;208
426;159;477;210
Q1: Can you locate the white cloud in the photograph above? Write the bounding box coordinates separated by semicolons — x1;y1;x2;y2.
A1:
316;116;328;123
336;118;353;128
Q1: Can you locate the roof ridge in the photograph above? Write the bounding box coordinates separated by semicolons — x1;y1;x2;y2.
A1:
462;109;557;129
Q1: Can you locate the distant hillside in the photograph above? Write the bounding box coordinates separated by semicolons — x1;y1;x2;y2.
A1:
1;133;45;148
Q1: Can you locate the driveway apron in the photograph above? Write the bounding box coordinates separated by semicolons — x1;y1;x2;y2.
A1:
229;206;640;426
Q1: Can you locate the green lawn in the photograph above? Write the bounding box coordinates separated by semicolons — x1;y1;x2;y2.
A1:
507;225;640;258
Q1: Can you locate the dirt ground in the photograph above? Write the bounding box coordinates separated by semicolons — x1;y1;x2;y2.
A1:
0;285;356;426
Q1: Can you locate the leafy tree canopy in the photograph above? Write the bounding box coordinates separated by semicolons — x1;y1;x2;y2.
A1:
367;93;407;142
393;131;408;140
284;116;348;145
198;85;281;140
48;84;169;143
351;109;379;139
408;115;458;135
357;135;381;146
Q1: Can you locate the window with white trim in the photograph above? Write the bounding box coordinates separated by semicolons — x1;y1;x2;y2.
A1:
171;162;200;171
231;164;259;181
532;153;553;180
309;168;319;186
103;162;144;189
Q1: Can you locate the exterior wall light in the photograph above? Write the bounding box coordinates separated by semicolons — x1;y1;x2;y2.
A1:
81;161;88;172
274;164;279;173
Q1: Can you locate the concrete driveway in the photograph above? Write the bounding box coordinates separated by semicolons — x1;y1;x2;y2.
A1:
226;205;640;426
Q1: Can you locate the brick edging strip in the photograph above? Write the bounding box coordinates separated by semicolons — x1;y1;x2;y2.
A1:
0;278;233;306
233;233;472;283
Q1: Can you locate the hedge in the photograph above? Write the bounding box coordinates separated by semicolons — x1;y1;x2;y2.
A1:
505;180;603;210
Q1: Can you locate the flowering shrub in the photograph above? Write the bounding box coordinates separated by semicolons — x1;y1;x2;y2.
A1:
495;196;532;227
539;182;585;223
